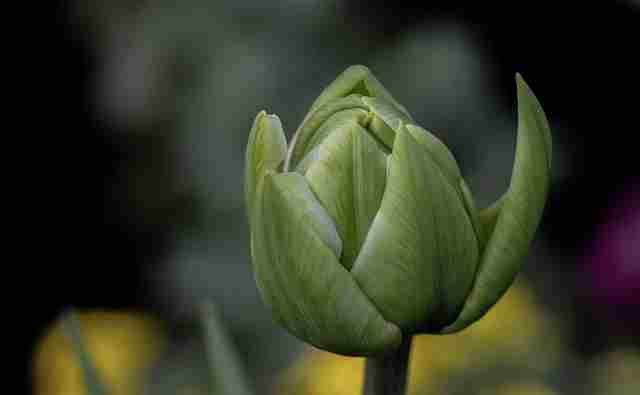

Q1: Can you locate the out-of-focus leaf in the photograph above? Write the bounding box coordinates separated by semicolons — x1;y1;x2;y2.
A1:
200;302;254;395
62;311;110;395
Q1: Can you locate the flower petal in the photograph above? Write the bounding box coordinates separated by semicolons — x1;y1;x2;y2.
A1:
362;96;413;149
287;96;368;170
443;74;552;333
405;125;462;193
287;65;412;169
307;65;411;119
303;108;369;161
352;126;479;332
254;172;401;355
304;123;387;269
244;111;287;232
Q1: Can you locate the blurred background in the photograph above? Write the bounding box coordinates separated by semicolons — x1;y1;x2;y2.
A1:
29;1;639;394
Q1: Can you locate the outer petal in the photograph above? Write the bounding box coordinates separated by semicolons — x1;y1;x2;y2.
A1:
407;123;485;249
304;123;388;269
405;125;463;193
477;194;505;248
254;172;401;355
458;179;482;245
406;125;483;241
244;111;287;231
443;74;552;333
352;126;479;332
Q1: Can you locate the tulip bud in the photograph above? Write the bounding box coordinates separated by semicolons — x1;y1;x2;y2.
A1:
245;66;551;356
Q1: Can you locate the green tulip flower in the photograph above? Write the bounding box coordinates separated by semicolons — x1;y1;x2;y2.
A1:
245;65;551;356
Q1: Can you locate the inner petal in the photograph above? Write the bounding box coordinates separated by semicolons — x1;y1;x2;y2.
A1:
304;123;387;270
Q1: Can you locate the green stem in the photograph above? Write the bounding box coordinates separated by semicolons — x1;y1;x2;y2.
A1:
363;336;412;395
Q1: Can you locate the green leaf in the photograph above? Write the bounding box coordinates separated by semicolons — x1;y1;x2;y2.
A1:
62;311;109;395
352;126;479;332
200;302;254;395
244;111;287;232
304;122;387;269
443;74;552;333
253;172;401;355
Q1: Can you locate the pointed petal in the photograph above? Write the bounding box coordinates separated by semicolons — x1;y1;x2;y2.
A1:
304;108;369;159
443;74;552;333
304;123;387;269
405;125;463;193
254;172;401;355
352;127;479;332
407;125;483;250
244;111;287;231
307;65;411;118
286;96;368;170
287;65;413;170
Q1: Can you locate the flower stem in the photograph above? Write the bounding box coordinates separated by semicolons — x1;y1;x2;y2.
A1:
363;336;412;395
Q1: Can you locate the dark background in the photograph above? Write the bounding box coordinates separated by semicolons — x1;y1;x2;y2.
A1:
27;1;639;393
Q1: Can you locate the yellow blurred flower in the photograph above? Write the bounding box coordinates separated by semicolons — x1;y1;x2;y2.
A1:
589;348;640;395
32;311;166;395
478;381;560;395
277;278;563;395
